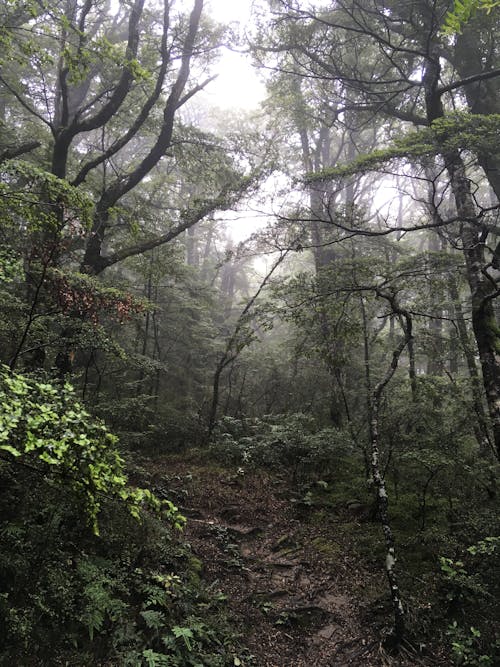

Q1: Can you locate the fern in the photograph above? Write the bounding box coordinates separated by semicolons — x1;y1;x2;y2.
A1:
140;610;166;631
172;626;194;651
142;649;173;666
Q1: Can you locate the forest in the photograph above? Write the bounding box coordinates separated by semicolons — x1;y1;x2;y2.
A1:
0;0;499;664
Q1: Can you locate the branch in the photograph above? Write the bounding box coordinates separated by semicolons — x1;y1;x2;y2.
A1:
93;179;246;273
176;74;218;109
96;0;204;209
277;203;499;240
73;0;145;134
437;67;500;96
0;75;52;129
371;289;413;400
0;141;41;163
72;0;172;186
206;245;293;439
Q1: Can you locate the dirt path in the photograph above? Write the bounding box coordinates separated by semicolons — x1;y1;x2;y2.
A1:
146;458;437;667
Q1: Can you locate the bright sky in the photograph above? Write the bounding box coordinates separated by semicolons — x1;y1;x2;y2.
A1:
204;0;266;110
199;0;272;243
207;0;252;22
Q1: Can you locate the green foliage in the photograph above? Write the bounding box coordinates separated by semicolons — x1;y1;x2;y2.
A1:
77;558;129;641
211;414;356;483
442;0;500;35
0;477;243;665
440;536;500;604
306;114;500;182
446;623;497;666
62;32;152;87
439;536;500;665
0;369;245;665
0;365;183;533
0;247;22;284
0;159;94;233
466;536;500;556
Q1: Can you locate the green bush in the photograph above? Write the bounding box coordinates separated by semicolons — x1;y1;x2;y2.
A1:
0;365;185;532
0;368;246;665
439;537;500;665
210;413;357;483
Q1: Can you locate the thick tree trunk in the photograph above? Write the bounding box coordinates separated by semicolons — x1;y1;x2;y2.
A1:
446;156;500;458
448;273;494;455
453;26;500;201
423;51;500;459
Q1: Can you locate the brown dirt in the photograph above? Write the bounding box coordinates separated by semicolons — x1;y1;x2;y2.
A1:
144;456;449;667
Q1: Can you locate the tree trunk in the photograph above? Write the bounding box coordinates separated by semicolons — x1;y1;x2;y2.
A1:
368;292;411;644
448;272;494;455
423;49;500;459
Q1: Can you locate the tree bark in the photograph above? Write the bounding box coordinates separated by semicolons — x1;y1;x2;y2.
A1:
368;291;411;644
423;49;500;459
448;272;494;455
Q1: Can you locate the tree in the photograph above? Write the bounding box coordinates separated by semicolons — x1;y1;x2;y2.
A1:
254;0;500;458
251;0;500;645
0;0;273;379
0;0;255;271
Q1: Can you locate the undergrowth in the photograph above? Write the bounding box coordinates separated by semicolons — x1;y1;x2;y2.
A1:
0;368;248;666
208;411;500;665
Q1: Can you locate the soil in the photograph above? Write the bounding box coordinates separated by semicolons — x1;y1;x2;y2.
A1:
144;455;450;667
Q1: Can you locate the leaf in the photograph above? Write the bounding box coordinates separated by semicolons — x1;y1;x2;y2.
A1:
172;625;194;650
0;444;21;457
142;649;171;667
172;626;194;639
140;609;166;630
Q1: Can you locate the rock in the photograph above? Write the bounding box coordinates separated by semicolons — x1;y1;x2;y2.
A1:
316;623;339;640
271;534;298;552
225;524;262;537
276;604;330;628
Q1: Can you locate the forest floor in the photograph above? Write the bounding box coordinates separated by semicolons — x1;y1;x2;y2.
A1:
141;455;450;667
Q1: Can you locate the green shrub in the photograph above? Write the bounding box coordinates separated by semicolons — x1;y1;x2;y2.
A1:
0;365;183;533
0;368;246;665
210;413;357;484
439;537;500;665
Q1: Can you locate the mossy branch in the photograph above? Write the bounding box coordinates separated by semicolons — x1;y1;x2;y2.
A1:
305;113;500;183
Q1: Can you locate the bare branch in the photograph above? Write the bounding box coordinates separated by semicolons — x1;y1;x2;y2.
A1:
437;67;500;96
0;141;41;163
